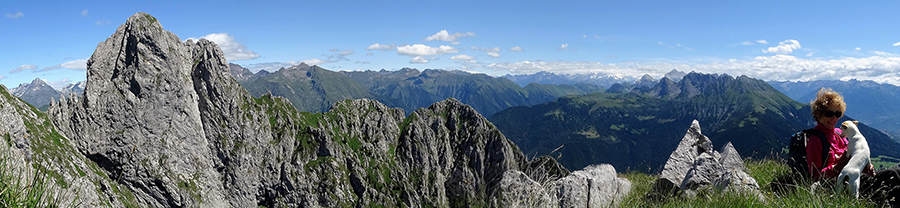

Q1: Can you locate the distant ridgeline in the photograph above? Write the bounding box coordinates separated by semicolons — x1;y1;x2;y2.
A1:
231;64;604;117
490;72;900;172
769;79;900;142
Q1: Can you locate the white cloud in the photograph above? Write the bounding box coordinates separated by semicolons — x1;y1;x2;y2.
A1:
41;59;88;71
300;59;333;65
81;9;89;16
366;52;374;56
340;49;353;55
510;46;524;52
893;42;900;46
397;44;458;56
806;52;814;57
410;56;429;63
186;33;260;61
486;55;900;86
742;41;753;46
43;78;72;90
6;12;23;19
874;51;899;57
451;41;460;45
756;40;768;44
583;35;587;38
0;75;5;80
487;52;500;58
244;61;304;72
365;43;397;51
450;55;475;60
424;30;476;42
472;47;500;52
559;44;569;51
762;39;801;54
10;65;38;73
855;47;862;51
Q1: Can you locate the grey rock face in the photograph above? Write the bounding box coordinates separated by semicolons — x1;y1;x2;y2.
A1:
0;84;134;207
9;78;62;107
46;12;630;207
553;164;632;208
651;120;762;199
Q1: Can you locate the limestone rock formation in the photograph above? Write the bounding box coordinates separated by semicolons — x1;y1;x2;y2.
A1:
0;84;136;207
553;164;632;208
651;120;762;199
44;12;632;207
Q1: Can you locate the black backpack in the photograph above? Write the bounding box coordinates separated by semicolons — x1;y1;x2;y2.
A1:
788;129;830;179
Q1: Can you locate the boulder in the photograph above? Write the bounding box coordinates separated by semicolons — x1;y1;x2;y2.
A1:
553;164;632;208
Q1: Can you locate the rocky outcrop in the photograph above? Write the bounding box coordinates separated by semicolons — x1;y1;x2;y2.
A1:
651;120;762;199
0;84;136;207
45;12;631;207
491;164;631;208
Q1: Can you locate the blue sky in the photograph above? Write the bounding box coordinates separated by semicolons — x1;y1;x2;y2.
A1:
4;1;900;89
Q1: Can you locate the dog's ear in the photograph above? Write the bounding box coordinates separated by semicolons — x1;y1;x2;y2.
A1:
852;120;859;125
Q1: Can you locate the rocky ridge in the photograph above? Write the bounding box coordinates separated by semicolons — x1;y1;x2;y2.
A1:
40;12;631;207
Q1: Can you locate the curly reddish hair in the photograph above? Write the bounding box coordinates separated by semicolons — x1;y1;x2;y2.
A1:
810;88;846;120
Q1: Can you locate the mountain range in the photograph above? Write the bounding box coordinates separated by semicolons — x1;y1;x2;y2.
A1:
231;65;605;117
769;79;900;141
8;78;85;110
490;72;900;172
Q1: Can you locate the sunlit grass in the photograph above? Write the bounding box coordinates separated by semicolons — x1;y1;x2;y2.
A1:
617;158;885;207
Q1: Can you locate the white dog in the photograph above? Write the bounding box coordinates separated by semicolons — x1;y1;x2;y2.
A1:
836;120;870;198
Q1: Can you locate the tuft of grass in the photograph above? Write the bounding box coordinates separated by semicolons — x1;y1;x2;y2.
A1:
0;151;64;207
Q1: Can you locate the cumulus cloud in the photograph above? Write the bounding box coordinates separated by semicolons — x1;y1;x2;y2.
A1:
757;40;768;44
301;59;333;65
487;55;900;86
244;61;303;72
43;78;72;90
397;44;458;56
81;9;89;16
366;43;397;51
10;65;38;73
6;12;23;19
874;51;899;57
510;46;524;52
472;47;501;52
186;33;260;61
487;52;500;58
410;56;429;63
762;39;801;54
450;55;475;60
424;30;476;42
41;59;88;71
559;44;569;51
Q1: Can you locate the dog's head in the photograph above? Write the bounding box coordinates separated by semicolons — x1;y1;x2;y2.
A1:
840;120;861;138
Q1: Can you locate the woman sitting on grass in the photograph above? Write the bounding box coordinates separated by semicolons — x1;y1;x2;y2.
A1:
806;88;900;206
